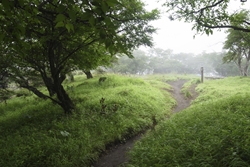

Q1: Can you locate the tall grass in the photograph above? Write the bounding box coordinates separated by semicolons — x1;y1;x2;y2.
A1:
127;76;250;167
0;74;174;167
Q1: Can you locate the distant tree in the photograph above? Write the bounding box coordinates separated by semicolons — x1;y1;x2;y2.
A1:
163;0;250;35
171;53;197;74
197;52;239;76
0;0;159;114
112;50;150;74
148;48;173;59
214;61;239;76
147;48;191;74
152;59;187;74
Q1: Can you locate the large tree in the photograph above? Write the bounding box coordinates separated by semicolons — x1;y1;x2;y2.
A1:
163;0;250;34
222;10;250;76
0;0;159;113
223;29;250;76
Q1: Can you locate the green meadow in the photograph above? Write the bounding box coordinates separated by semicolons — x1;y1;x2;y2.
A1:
1;74;250;167
0;74;176;167
128;76;250;167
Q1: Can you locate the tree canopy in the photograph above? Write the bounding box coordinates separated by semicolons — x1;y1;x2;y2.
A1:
0;0;159;113
223;12;250;76
163;0;250;35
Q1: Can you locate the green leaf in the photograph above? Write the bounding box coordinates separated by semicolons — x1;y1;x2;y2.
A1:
18;26;25;35
2;0;11;10
57;5;66;13
55;14;66;23
18;0;25;7
106;0;118;7
101;2;109;13
65;23;74;32
55;21;65;28
81;12;91;20
100;30;106;38
104;17;112;26
105;40;112;49
0;34;4;42
69;10;76;22
89;16;95;26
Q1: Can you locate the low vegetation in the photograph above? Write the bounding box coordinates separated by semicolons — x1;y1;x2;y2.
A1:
141;74;199;83
128;76;250;167
0;74;174;167
2;74;249;167
194;76;250;104
181;78;201;99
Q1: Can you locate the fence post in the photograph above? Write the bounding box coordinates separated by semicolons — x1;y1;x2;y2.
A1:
201;67;204;83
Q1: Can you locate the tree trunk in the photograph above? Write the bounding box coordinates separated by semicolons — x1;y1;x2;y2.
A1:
84;70;93;79
235;58;244;76
40;69;75;113
243;64;249;76
41;74;56;97
52;73;75;114
45;76;74;114
42;41;75;114
56;84;75;114
243;53;250;76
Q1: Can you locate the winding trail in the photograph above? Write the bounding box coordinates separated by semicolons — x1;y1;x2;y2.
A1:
93;80;197;167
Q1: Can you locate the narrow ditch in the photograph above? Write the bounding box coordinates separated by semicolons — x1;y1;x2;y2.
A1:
92;80;197;167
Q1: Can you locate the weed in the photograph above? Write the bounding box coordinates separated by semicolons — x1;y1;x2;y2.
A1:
184;90;192;98
99;77;107;83
100;97;107;114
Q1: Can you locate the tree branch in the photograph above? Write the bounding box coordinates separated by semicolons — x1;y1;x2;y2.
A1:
58;34;98;68
190;0;225;14
196;20;250;32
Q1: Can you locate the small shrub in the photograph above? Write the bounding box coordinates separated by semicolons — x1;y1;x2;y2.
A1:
183;90;192;98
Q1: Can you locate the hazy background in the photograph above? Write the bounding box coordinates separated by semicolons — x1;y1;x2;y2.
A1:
141;0;249;54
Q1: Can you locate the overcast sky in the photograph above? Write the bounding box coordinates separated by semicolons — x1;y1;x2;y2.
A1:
141;0;249;54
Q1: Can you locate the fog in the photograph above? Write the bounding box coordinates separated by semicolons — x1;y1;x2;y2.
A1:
109;49;241;77
140;0;249;54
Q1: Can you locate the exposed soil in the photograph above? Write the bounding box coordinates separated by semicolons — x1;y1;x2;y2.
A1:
92;80;198;167
168;79;198;113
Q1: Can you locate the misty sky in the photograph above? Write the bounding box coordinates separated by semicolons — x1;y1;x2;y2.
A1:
141;0;249;54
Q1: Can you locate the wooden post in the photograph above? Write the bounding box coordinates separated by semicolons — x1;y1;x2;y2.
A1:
201;67;204;83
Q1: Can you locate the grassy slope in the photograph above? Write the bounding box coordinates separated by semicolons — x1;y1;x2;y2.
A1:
128;76;250;167
194;76;250;103
0;74;174;167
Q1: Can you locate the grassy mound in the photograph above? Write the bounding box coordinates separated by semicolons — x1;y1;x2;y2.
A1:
194;76;250;103
128;77;250;167
0;75;174;167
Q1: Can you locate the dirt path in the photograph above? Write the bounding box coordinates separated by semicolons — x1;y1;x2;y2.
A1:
168;79;198;113
93;80;197;167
